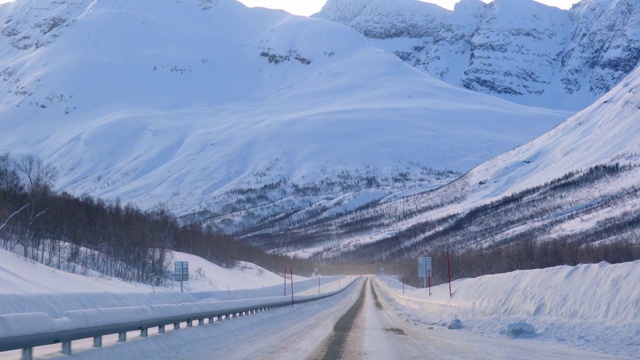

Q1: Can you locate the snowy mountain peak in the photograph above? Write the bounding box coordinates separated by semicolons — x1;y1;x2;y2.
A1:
316;0;640;110
451;0;488;22
316;0;449;38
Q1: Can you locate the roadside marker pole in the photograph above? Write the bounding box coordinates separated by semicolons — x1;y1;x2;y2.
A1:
447;251;452;298
291;267;294;306
318;275;320;294
284;266;287;296
428;270;431;296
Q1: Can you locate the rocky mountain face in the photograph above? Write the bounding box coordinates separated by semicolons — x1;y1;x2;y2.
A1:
315;0;640;110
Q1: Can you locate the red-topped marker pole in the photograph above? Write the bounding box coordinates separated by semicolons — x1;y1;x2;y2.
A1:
290;267;294;306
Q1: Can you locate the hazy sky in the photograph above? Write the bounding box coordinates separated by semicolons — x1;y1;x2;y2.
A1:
238;0;581;16
0;0;581;16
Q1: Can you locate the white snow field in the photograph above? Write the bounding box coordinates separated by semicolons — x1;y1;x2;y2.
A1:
1;248;638;359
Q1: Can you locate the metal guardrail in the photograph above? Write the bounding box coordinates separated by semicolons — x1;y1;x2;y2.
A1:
0;279;357;360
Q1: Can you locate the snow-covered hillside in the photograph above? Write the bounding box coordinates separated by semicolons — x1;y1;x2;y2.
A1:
0;0;568;233
459;61;640;205
0;247;342;316
270;58;640;259
316;0;640;110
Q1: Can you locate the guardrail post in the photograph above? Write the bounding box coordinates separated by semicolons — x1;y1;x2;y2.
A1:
22;347;33;360
62;341;71;355
1;285;354;357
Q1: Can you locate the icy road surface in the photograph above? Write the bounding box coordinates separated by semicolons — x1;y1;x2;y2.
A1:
324;278;623;360
1;277;628;360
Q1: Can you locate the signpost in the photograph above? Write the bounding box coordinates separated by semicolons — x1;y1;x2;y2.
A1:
380;267;384;277
418;257;432;294
174;261;189;293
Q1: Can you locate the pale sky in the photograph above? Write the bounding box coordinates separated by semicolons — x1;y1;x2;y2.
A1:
0;0;581;16
238;0;581;16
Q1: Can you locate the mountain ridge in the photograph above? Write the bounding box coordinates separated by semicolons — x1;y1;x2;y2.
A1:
0;0;568;234
273;63;640;261
315;0;640;111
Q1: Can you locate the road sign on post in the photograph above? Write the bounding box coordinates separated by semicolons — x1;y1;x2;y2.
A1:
175;261;189;292
418;257;432;289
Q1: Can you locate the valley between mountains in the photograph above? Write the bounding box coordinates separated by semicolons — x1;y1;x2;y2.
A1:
0;0;639;262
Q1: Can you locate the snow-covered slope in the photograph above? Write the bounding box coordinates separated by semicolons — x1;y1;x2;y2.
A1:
316;0;640;111
0;248;284;297
0;0;568;232
0;247;344;316
462;62;640;203
272;60;640;258
380;261;640;358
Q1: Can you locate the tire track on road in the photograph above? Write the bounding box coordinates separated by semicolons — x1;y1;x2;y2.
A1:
311;279;368;360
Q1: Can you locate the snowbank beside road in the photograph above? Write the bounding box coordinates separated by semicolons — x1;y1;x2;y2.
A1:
379;261;640;358
0;248;347;317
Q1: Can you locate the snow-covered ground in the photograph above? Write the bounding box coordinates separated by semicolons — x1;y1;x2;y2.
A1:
0;248;344;317
378;261;640;359
1;248;637;359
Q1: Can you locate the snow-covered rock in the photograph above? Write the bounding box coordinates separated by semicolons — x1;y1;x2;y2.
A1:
316;0;640;111
506;322;536;337
447;318;463;329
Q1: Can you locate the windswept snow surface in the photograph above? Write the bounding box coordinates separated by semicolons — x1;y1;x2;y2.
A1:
378;261;640;358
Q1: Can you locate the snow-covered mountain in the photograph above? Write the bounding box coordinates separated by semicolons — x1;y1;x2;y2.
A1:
279;59;640;260
315;0;640;111
0;0;568;232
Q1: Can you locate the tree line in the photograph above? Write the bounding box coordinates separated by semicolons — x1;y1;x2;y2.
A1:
0;153;312;286
390;235;639;288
